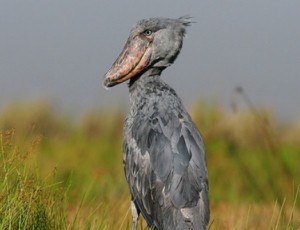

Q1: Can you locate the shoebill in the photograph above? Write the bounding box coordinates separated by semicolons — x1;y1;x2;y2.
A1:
103;16;209;230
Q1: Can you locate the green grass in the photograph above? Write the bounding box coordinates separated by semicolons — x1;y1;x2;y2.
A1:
0;100;299;229
0;129;66;229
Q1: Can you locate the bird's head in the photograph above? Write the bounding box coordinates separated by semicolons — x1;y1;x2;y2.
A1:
103;16;191;88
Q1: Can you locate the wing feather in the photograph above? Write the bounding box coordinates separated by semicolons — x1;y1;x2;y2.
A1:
124;95;209;229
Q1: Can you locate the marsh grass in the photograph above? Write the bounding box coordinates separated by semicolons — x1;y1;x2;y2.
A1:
0;100;299;229
0;129;66;229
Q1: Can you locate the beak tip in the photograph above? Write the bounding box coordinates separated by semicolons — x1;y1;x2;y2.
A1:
102;78;110;89
103;84;109;90
102;76;119;89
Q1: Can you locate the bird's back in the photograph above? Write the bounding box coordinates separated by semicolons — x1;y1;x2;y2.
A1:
123;78;209;229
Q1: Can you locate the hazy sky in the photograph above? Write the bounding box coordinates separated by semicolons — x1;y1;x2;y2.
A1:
0;0;299;120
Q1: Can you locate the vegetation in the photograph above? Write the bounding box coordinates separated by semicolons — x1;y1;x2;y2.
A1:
0;98;299;229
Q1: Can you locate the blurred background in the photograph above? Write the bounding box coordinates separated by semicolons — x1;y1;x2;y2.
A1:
1;0;300;120
0;0;299;229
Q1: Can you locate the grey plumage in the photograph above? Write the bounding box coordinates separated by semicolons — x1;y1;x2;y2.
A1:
103;16;209;230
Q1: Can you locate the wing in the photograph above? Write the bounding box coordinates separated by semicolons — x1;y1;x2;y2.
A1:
124;99;209;228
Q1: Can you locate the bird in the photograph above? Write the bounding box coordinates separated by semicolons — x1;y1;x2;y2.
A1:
103;16;209;230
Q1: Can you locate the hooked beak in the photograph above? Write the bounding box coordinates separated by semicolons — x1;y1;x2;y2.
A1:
103;35;152;88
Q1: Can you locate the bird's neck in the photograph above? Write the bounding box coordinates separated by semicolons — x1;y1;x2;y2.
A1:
128;67;165;107
128;67;165;91
129;67;164;88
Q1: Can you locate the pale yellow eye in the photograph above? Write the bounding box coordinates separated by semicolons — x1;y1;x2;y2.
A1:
143;29;152;36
